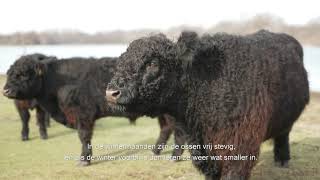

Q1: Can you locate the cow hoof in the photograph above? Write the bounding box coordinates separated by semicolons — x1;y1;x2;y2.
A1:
78;161;90;167
41;134;48;140
152;149;161;155
21;136;29;141
275;160;289;168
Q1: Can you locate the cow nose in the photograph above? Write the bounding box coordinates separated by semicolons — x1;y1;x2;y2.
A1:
2;88;11;96
106;90;121;103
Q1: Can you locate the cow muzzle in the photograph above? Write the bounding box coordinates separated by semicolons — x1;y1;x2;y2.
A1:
106;90;121;104
2;88;12;97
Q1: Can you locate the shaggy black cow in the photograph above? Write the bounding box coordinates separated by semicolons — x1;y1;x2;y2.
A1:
14;99;50;140
106;30;309;179
3;54;184;166
7;54;51;141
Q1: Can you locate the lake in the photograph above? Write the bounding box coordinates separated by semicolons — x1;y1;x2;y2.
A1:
0;44;319;91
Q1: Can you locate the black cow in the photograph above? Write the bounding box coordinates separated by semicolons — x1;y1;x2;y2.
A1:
3;54;184;166
106;30;309;179
9;54;52;141
14;99;50;140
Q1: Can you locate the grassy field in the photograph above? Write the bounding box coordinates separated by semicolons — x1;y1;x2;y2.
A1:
0;75;319;180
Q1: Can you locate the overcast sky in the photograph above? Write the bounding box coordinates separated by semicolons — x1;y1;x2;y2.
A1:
0;0;319;34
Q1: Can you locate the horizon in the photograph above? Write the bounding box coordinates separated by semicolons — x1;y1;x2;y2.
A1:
0;0;319;34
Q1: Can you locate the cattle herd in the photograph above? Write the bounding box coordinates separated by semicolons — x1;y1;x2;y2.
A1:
2;30;309;180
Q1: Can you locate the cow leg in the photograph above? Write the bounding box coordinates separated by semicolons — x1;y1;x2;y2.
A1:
219;171;248;180
218;158;256;180
187;127;221;179
205;175;221;180
274;131;290;167
205;154;256;180
44;112;50;127
20;110;30;141
16;106;30;141
171;122;186;158
77;119;95;166
190;142;221;180
36;106;48;139
153;114;173;155
128;116;137;125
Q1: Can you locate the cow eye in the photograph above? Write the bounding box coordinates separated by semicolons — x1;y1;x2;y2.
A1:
147;61;158;69
15;74;22;79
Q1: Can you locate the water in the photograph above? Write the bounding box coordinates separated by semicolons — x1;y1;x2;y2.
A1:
304;47;320;92
0;45;319;91
0;44;128;75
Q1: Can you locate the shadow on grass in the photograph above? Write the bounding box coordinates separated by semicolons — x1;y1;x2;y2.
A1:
14;129;74;141
94;117;158;131
48;129;75;139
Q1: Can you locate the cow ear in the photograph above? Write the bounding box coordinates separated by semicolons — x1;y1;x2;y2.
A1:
191;43;222;80
177;32;223;80
35;62;45;76
176;31;199;71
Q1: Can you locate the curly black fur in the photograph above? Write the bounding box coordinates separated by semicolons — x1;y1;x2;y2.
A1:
4;53;183;165
106;30;309;179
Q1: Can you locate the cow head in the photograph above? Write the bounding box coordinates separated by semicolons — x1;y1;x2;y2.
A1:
3;54;54;99
106;31;221;115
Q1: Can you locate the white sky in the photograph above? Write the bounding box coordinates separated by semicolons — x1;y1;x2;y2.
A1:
0;0;319;34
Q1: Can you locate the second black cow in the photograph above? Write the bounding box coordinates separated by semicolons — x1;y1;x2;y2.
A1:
3;54;184;166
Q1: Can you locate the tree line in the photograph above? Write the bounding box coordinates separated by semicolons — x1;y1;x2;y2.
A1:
0;14;319;46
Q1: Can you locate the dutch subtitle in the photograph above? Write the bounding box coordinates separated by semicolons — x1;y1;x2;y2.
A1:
63;143;257;161
87;143;235;151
